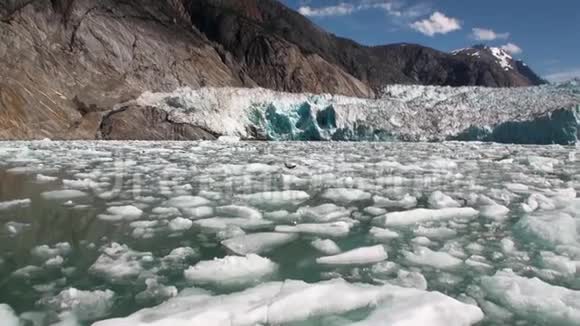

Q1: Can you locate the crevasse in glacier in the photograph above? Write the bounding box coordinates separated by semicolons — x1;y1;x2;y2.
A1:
136;82;580;144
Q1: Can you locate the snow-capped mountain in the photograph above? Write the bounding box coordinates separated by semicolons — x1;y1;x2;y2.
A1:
452;45;547;86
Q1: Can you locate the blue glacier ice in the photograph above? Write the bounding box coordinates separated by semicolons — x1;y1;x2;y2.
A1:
136;82;580;144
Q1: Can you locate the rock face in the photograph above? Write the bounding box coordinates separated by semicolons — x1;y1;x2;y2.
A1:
100;106;216;140
0;0;547;140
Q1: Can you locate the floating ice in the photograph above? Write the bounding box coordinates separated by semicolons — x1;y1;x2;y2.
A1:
181;206;214;219
350;289;483;326
413;225;457;240
428;191;462;209
36;174;58;182
373;207;479;227
39;288;115;321
135;278;178;305
311;239;342;255
164;196;211;209
320;188;371;203
89;243;150;283
238;191;310;208
215;205;262;220
316;245;388;266
168;217;193;232
298;203;350;222
388;269;428;290
482;269;580;325
193;217;273;232
93;278;483;326
479;204;510;220
539;251;578;277
404;246;463;270
363;206;387;216
31;242;71;261
275;221;351;238
103;205;143;221
369;226;400;241
0;304;19;326
516;212;578;247
184;254;277;288
221;232;298;255
41;190;88;200
0;198;31;210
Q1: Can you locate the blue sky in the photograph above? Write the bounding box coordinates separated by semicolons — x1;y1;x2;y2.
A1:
280;0;580;81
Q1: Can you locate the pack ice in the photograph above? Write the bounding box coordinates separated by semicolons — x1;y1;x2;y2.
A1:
93;279;483;326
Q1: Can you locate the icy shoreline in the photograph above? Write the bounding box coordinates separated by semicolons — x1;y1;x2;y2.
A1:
136;84;580;144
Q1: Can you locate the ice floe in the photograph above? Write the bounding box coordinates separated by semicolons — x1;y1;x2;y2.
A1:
221;232;298;255
316;245;388;266
184;254;277;288
94;278;483;326
482;269;580;325
373;207;479;227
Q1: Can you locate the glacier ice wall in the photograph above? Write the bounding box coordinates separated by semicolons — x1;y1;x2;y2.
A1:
136;83;580;144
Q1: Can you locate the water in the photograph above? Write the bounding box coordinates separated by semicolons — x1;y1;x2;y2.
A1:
0;140;579;325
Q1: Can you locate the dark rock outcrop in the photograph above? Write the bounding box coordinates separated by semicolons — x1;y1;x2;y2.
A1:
100;106;217;140
0;0;547;140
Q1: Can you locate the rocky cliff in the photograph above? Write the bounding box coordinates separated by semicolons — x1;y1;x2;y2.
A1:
0;0;547;140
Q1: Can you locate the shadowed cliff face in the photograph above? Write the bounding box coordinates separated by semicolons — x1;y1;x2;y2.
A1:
0;0;547;140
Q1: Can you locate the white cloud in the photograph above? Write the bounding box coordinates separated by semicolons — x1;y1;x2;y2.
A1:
501;43;522;55
298;3;354;17
471;28;509;41
410;11;461;36
298;1;402;17
545;69;580;83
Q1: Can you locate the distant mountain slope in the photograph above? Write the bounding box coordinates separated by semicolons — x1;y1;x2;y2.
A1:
187;0;546;90
0;0;547;140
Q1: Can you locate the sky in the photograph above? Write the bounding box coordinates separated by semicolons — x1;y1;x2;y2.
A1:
280;0;580;82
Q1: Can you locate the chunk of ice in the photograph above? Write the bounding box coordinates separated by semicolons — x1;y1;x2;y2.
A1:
193;217;273;232
350;290;483;326
428;191;461;209
184;254;277;288
311;239;342;255
89;243;149;283
482;269;580;325
516;212;578;247
168;217;193;232
298;203;350;222
105;206;143;220
165;196;211;209
373;207;479;227
221;232;298;255
41;190;88;200
216;205;262;220
320;188;371;203
0;198;31;210
369;226;400;241
0;304;19;326
94;278;483;326
479;204;510;220
40;288;115;321
238;190;310;208
316;245;388;266
404;246;463;270
275;221;351;238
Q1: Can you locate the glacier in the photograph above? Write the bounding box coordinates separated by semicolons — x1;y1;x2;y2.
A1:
136;83;580;144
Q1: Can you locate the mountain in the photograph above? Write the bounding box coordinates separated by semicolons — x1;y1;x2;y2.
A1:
451;45;547;85
0;0;547;140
